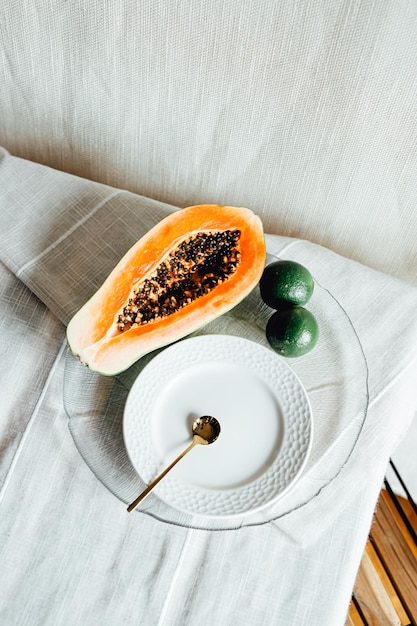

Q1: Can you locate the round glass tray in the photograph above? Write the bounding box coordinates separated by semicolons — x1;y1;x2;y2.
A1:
63;254;369;530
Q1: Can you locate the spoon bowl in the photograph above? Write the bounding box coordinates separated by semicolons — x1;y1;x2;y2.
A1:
192;415;221;445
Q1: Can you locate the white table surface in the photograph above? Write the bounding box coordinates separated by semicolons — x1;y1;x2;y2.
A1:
1;150;417;625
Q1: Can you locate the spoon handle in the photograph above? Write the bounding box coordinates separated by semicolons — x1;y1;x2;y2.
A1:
127;439;197;512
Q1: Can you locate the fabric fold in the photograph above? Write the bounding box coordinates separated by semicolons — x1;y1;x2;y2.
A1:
0;147;178;325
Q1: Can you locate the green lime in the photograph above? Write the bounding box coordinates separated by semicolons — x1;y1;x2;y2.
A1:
266;306;319;357
260;260;314;309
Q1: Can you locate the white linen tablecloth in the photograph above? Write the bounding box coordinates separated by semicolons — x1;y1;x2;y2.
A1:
1;149;417;625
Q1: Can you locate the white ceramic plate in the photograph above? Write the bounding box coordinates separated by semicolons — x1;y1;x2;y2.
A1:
123;334;313;517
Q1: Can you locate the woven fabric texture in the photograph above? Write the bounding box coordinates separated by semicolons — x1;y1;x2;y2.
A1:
1;1;417;623
1;0;417;284
0;151;417;624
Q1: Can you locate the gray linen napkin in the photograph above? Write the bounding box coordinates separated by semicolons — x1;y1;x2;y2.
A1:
0;148;177;325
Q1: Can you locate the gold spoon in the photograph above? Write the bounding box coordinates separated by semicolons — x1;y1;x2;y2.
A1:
127;415;221;512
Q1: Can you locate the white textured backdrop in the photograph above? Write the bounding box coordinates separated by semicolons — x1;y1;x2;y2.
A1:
1;0;417;283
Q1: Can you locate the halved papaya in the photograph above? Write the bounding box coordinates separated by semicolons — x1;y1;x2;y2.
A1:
67;204;265;375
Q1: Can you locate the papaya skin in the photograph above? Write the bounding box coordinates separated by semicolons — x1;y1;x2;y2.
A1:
66;205;266;375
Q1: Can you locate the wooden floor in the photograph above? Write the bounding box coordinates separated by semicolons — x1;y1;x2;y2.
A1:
346;478;417;626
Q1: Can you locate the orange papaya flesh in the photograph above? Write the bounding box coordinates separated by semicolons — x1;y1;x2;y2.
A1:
66;204;265;375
